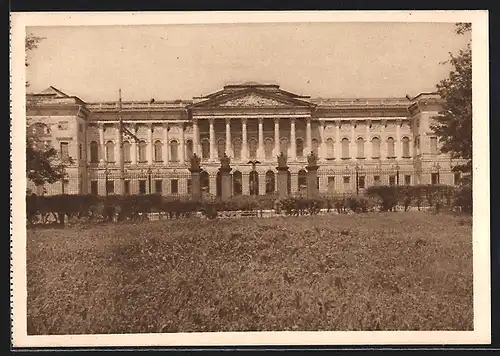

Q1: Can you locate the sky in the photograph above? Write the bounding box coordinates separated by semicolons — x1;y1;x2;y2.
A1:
26;22;471;102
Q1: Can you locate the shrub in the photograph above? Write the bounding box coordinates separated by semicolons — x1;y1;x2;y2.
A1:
453;177;472;214
346;195;373;213
365;186;398;212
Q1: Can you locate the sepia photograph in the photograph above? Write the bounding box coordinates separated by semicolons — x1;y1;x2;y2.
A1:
10;11;490;348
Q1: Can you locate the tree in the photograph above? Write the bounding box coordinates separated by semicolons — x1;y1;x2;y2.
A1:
430;23;472;173
26;34;70;188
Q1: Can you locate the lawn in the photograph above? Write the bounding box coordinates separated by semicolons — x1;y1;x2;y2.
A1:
26;212;473;334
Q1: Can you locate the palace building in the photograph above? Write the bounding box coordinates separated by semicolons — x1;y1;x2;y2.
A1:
26;82;462;197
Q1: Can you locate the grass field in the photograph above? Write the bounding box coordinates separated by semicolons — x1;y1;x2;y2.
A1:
27;212;473;334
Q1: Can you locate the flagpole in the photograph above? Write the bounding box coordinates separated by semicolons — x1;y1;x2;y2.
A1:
118;88;125;195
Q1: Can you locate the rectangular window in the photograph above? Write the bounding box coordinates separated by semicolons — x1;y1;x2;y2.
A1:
431;173;439;185
187;179;192;194
106;180;115;194
343;176;350;191
60;142;69;161
389;175;396;186
358;176;365;189
171;179;179;194
155;180;163;194
404;175;411;185
90;180;98;195
327;176;335;191
430;137;438;154
454;172;461;185
124;180;130;195
374;175;381;186
139;180;146;194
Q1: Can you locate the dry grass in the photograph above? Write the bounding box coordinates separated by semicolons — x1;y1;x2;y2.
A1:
27;212;473;334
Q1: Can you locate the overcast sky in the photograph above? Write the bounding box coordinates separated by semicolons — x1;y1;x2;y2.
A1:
26;22;470;102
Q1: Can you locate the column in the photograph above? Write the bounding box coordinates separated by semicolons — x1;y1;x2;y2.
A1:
290;118;296;161
193;119;199;156
306;117;312;154
180;123;185;165
395;119;401;159
131;125;137;165
258;118;264;158
147;124;153;165
225;118;232;157
335;120;340;160
365;120;372;159
98;123;105;161
350;120;356;159
209;119;215;161
381;119;387;161
318;120;325;161
162;123;169;164
114;124;122;165
274;118;280;156
242;118;248;161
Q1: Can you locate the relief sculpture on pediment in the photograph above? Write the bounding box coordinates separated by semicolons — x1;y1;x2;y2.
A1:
219;93;288;107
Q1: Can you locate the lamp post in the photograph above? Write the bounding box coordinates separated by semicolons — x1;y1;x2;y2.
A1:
147;167;153;194
355;163;359;195
394;162;400;186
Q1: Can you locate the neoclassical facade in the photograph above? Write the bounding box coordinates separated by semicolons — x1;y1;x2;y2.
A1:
26;82;462;196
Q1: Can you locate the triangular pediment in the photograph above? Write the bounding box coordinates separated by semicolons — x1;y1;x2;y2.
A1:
38;86;70;98
191;87;315;109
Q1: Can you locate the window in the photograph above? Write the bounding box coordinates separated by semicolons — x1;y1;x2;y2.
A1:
58;121;69;130
139;180;146;194
124;180;130;195
171;179;179;194
60;142;69;161
201;139;210;159
187;179;192;194
389;175;396;186
296;138;304;158
233;139;242;160
358;176;365;189
402;137;410;157
326;138;334;159
138;140;147;162
217;139;226;158
343;176;350;190
387;137;395;158
264;138;274;159
90;180;98;195
341;138;350;159
298;170;307;191
105;141;115;162
248;138;258;159
90;141;99;163
155;180;163;193
154;140;163;162
123;141;131;162
327;176;335;191
170;140;179;162
356;137;365;158
265;170;275;194
404;175;411;185
106;180;115;194
371;137;381;158
79;144;82;160
454;172;461;185
279;138;288;156
374;175;381;186
431;172;439;185
185;140;193;159
430;137;438;154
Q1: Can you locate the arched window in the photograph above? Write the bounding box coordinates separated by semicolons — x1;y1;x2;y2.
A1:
201;139;210;159
89;141;99;163
138;140;147;162
371;137;381;158
154;140;163;162
341;138;350;159
402;137;410;157
233;139;242;160
248;138;258;159
326;138;334;159
217;139;226;158
185;139;193;159
249;170;259;195
387;137;395;158
200;171;210;193
105;141;115;162
264;138;273;159
356;137;365;158
123;141;131;162
296;138;304;158
170;140;179;162
265;170;275;194
279;138;288;156
298;169;307;192
312;139;319;157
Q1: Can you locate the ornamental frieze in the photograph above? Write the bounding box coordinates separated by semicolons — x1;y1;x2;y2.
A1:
219;93;289;107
